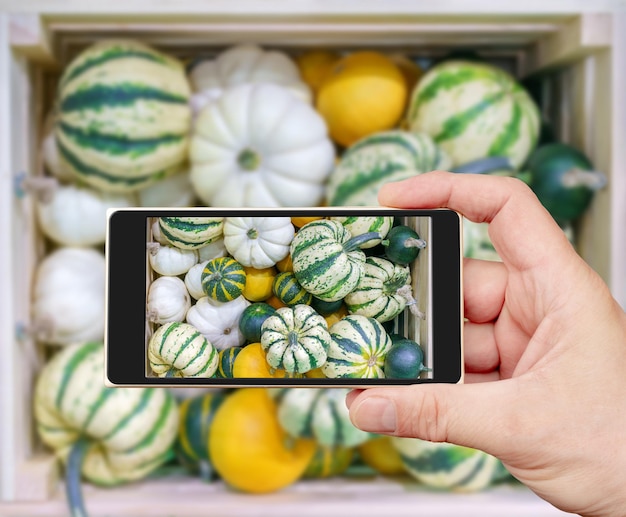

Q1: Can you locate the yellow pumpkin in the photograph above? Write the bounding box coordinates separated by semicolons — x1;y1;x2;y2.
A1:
324;304;348;327
232;343;287;378
242;266;276;302
388;53;424;96
291;216;324;228
266;294;288;310
209;388;316;493
316;51;407;147
357;435;405;476
304;445;354;478
296;50;341;95
275;253;294;272
305;366;326;378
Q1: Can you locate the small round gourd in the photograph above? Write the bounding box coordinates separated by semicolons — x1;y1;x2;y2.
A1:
184;261;210;300
148;243;198;276
201;257;246;302
331;216;393;248
151;220;168;245
322;315;392;379
291;219;381;302
381;225;426;265
216;347;242;378
148;322;218;378
303;446;354;479
186;296;249;350
242;266;276;302
147;276;191;324
383;338;426;379
223;217;295;268
158;217;224;250
272;272;312;307
344;257;411;322
239;303;276;343
310;296;344;317
261;305;331;375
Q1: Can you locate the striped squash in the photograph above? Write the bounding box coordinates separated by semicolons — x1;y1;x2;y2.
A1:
34;342;178;517
216;347;242;378
331;216;393;248
291;219;380;302
261;305;331;375
392;439;501;492
322;315;392;379
303;446;354;479
201;257;246;302
176;392;226;480
272;272;312;307
55;39;191;192
407;60;540;169
158;217;224;250
325;130;452;206
344;257;411;323
148;322;218;378
273;388;373;447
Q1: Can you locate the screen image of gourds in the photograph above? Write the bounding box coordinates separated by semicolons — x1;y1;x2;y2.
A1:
31;38;605;516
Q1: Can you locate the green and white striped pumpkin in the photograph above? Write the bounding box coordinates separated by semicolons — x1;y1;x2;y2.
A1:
158;217;224;250
272;272;312;307
216;347;242;378
331;216;393;248
344;257;411;323
148;322;218;378
291;219;380;302
273;388;373;447
34;342;178;516
322;315;392;379
325;131;452;206
55;39;191;193
260;305;331;375
407;60;540;169
201;257;246;302
392;438;501;492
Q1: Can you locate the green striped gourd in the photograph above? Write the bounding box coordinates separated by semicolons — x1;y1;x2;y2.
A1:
325;130;452;206
331;216;393;248
272;271;312;306
34;342;178;517
273;388;373;447
291;219;380;302
260;305;331;375
55;39;191;192
238;302;276;343
158;217;224;250
392;438;501;492
176;392;226;480
322;315;392;379
201;257;246;302
216;347;241;378
148;322;218;378
344;257;411;323
304;446;354;479
407;60;540;169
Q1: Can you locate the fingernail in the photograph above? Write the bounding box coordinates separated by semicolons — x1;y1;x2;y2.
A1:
352;397;397;433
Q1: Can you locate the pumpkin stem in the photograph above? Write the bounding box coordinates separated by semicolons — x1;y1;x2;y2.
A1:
146;309;159;322
238;148;260;171
343;231;381;252
21;175;59;203
404;237;427;249
396;285;425;319
562;168;607;191
146;242;161;256
164;369;177;378
204;272;222;282
66;436;91;517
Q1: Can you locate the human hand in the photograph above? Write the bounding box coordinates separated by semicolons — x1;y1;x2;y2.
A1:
346;171;626;517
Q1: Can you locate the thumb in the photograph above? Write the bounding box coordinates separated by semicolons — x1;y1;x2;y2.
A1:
347;380;522;458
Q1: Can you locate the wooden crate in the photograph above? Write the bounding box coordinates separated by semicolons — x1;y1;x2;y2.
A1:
1;3;624;515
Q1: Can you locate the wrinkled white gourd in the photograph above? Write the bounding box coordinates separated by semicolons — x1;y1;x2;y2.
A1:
197;238;227;262
42;113;73;182
184;260;209;300
137;170;196;207
148;244;198;276
186;295;250;350
147;276;191;324
151;221;168;245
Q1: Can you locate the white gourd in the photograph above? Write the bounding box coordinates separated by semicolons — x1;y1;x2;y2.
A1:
147;276;191;324
190;83;335;208
186;295;250;350
148;243;198;276
197;238;227;262
42;113;73;181
184;260;209;300
137;170;196;207
32;247;105;346
36;183;135;246
151;221;168;245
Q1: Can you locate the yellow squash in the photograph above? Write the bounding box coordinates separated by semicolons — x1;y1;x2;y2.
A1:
296;50;341;95
232;343;287;378
242;266;276;302
358;435;405;476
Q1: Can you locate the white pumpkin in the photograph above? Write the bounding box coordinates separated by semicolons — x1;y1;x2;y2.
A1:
197;238;227;262
147;276;191;324
137;169;196;207
185;295;250;350
42;113;73;182
189;44;312;116
148;243;198;276
223;217;294;268
184;260;210;300
32;247;105;346
36;183;135;246
151;221;168;245
189;83;335;207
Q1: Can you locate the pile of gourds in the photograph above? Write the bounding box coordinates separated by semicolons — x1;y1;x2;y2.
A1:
30;37;606;515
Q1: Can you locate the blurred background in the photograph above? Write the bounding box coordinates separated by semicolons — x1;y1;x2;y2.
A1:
1;1;625;516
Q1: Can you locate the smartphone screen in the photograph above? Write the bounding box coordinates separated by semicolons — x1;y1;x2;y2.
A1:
105;208;463;387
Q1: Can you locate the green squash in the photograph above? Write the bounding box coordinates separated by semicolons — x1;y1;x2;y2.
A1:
215;347;242;378
201;257;246;302
272;271;312;307
158;217;224;250
322;315;393;379
383;338;427;379
238;302;276;343
381;225;426;265
291;219;380;302
304;446;355;479
331;216;393;249
261;305;331;375
310;296;344;317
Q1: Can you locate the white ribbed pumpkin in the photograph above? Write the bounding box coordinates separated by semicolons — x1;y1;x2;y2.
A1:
32;248;105;346
137;170;196;207
147;276;191;324
190;83;335;207
197;238;227;262
36;183;135;246
184;260;210;300
148;243;198;276
42;113;73;181
185;295;250;350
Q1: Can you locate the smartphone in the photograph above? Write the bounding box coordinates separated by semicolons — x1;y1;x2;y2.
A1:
104;208;463;387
